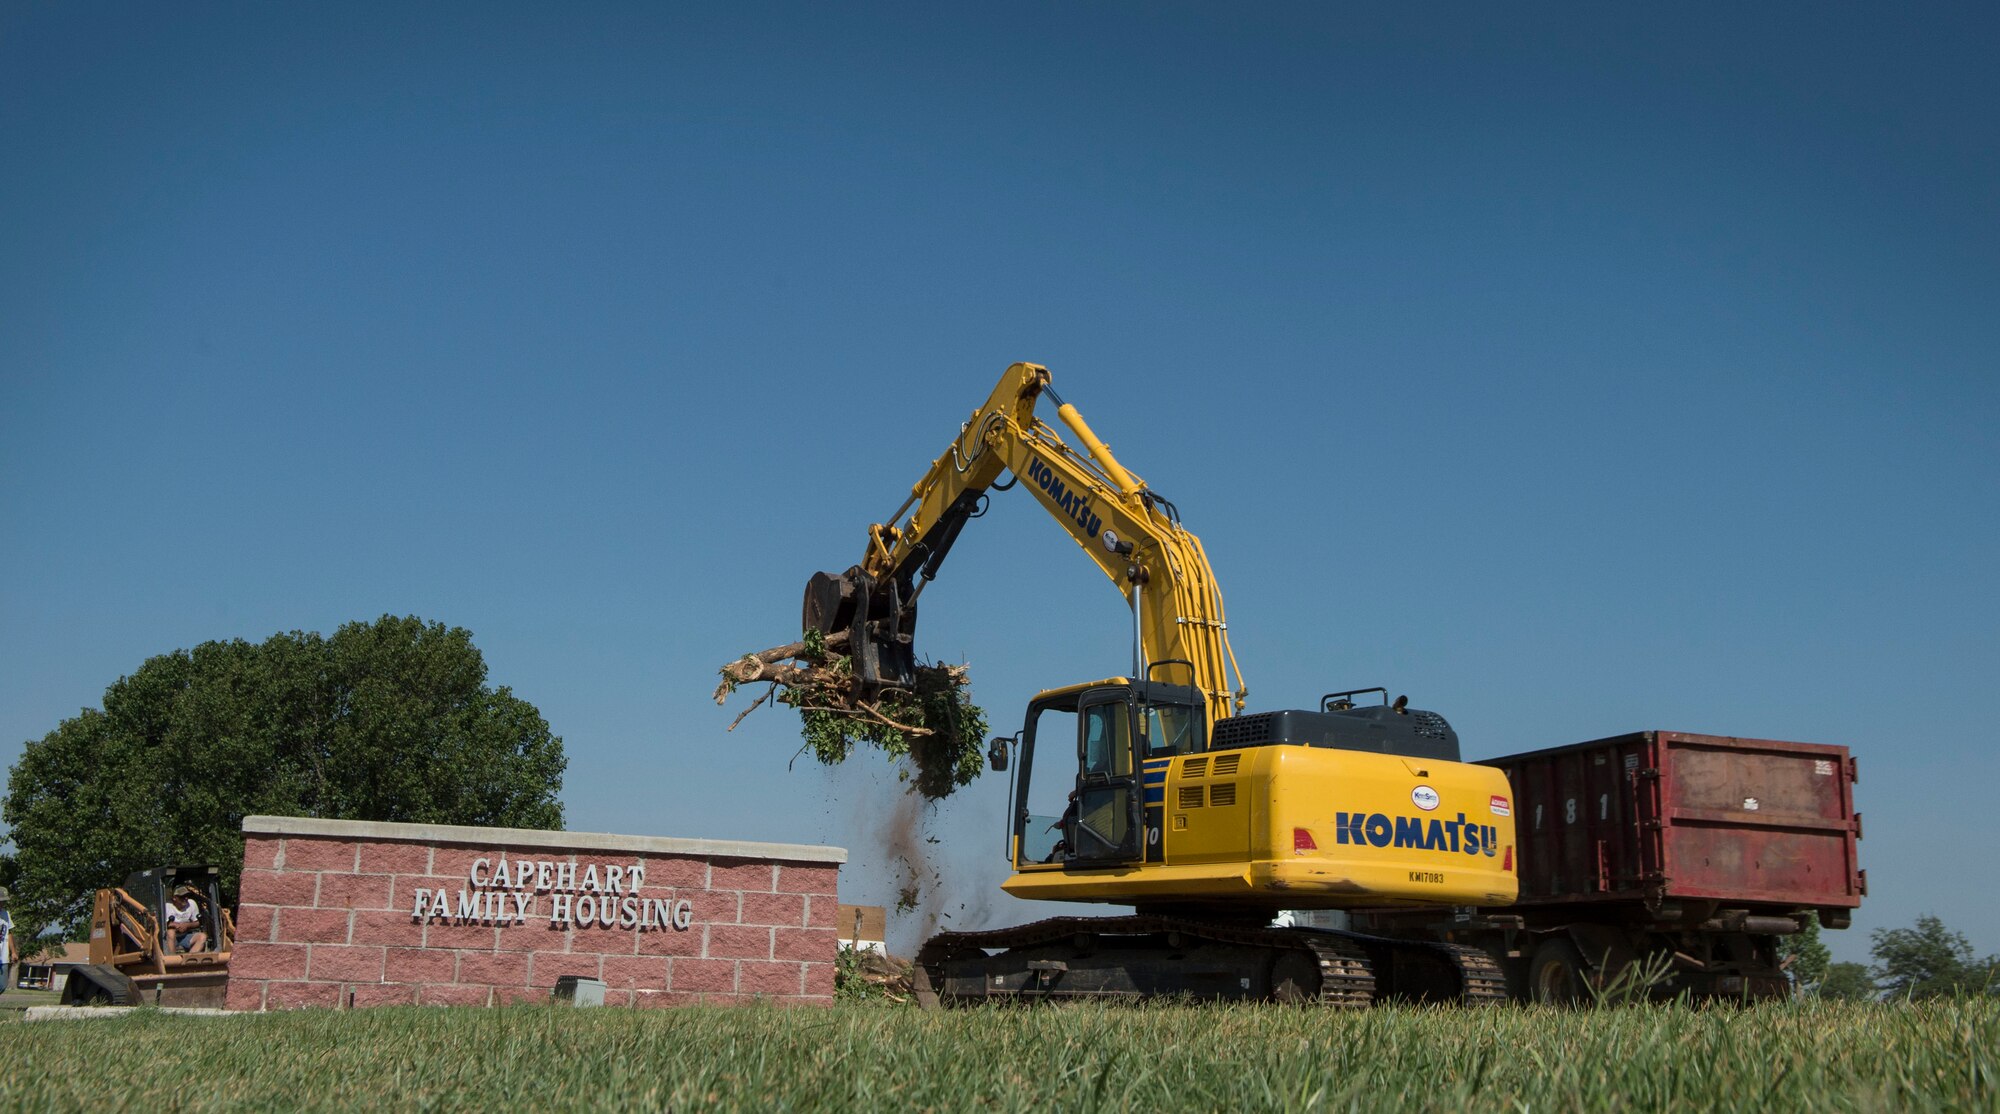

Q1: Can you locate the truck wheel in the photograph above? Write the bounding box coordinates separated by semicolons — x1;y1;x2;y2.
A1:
1527;939;1587;1004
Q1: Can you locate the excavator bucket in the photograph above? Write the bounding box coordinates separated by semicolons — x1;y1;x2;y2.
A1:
803;567;918;697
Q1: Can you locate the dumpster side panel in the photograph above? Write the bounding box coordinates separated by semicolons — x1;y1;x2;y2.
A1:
1655;733;1862;907
1486;731;1860;911
1492;733;1656;905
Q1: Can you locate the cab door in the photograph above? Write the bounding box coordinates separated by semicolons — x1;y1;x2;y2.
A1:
1069;689;1144;865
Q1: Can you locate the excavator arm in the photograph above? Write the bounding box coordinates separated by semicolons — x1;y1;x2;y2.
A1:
803;362;1246;720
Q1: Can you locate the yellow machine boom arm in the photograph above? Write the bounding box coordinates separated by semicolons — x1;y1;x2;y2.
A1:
806;363;1246;718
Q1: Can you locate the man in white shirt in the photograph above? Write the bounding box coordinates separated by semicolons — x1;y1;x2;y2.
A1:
0;888;13;993
164;886;207;953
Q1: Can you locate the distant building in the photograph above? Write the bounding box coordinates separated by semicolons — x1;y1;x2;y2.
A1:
16;941;90;992
836;904;886;954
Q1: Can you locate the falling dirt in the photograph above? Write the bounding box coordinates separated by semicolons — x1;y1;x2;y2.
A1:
878;790;942;932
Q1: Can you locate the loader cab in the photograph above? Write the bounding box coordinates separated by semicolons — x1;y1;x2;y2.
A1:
1009;679;1205;871
106;865;228;959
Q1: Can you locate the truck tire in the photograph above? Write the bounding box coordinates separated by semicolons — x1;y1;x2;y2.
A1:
1527;939;1587;1004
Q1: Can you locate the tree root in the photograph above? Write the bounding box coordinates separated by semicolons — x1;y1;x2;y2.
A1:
713;629;987;800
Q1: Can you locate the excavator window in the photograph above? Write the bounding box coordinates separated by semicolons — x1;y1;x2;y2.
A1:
1073;694;1142;862
1081;703;1132;777
1142;703;1200;758
1016;705;1079;865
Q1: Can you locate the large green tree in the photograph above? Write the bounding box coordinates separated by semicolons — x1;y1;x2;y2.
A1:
1870;914;1998;999
1818;962;1877;1001
3;616;565;940
1779;918;1832;993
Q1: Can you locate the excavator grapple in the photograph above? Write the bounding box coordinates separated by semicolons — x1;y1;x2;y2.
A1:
802;566;917;696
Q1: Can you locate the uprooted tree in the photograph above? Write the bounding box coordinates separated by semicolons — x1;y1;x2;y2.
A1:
714;628;987;800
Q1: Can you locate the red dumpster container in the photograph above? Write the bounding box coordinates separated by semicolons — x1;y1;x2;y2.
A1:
1490;730;1863;916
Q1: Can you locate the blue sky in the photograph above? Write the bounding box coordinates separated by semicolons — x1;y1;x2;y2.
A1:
3;3;1995;962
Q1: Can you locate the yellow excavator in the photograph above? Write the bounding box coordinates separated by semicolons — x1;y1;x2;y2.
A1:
804;363;1518;1005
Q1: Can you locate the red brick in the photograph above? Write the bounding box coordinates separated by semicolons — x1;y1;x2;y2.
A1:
351;909;426;948
243;837;282;871
775;927;835;964
689;992;744;1005
277;907;351;944
497;923;561;952
428;847;486;880
671;958;736;993
529;952;602;986
803;896;836;929
384;947;458;983
317;872;392;911
600;955;669;989
777;864;837;896
239;869;317;908
458;952;531;988
642;856;707;889
235;904;277;944
423;921;498;950
495;987;544;1006
740;892;805;927
739;961;803;997
307;944;385;982
637;927;705;957
706;925;772;960
710;859;777;892
352;984;418;1008
357;842;431;876
231;942;308;981
803;962;835;998
267;981;343;1010
225;980;266;1012
683;890;740;926
420;984;492;1007
634;989;697;1009
282;837;358;872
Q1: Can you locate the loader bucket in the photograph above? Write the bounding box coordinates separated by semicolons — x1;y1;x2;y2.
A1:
804;566;918;696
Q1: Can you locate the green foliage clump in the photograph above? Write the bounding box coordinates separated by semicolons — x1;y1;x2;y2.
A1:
1781;917;1832;992
1819;961;1877;1001
833;944;911;1003
2;615;565;942
1871;913;2000;999
752;627;988;800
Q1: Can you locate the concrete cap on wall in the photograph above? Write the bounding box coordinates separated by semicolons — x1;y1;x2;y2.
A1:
242;815;847;864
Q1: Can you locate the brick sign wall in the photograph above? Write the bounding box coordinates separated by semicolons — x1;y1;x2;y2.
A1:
227;816;846;1010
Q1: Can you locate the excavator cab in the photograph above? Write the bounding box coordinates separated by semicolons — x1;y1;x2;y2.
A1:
1009;680;1205;871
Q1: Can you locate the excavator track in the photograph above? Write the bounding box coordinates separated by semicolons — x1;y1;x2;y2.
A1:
1435;941;1510;1004
913;916;1504;1008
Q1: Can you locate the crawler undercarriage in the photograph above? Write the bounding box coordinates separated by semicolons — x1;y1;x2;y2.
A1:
913;915;1507;1007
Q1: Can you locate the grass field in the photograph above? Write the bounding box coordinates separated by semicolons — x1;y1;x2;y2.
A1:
0;998;1993;1112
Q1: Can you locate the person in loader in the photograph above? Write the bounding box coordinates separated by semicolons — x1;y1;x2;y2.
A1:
165;885;207;953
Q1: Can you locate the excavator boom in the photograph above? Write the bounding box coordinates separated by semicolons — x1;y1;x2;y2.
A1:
803;362;1245;716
